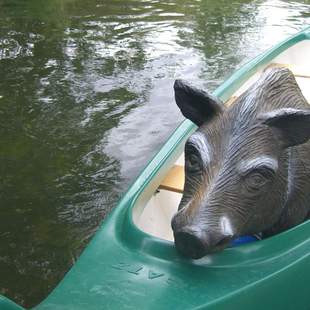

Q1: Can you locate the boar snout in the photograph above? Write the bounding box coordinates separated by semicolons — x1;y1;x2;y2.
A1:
173;225;233;259
174;227;207;259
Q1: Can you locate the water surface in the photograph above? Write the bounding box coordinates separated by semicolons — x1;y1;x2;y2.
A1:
0;0;309;306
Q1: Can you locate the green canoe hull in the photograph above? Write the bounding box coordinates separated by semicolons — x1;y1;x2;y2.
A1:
2;26;310;310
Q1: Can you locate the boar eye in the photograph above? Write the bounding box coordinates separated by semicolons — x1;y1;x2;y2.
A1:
186;153;201;173
244;168;273;191
247;173;267;189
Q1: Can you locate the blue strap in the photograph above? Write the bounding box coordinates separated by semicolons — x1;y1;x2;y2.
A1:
230;234;261;247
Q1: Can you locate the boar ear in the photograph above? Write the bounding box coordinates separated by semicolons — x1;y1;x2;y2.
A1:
260;108;310;148
174;79;223;126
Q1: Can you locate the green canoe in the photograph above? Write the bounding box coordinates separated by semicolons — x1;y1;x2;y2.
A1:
2;26;310;310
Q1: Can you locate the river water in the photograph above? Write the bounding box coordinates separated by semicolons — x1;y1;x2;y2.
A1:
0;0;309;307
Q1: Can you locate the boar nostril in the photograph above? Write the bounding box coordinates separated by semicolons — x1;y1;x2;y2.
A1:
174;230;207;259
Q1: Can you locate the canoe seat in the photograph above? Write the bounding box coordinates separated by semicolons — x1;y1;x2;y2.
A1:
159;165;184;193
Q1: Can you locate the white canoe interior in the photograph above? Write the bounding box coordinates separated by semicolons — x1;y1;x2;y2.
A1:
132;39;310;242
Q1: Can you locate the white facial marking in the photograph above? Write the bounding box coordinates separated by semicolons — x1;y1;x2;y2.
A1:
188;132;211;165
240;156;278;173
220;216;234;236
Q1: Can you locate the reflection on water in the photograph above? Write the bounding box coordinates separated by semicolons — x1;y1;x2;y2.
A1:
0;0;309;307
